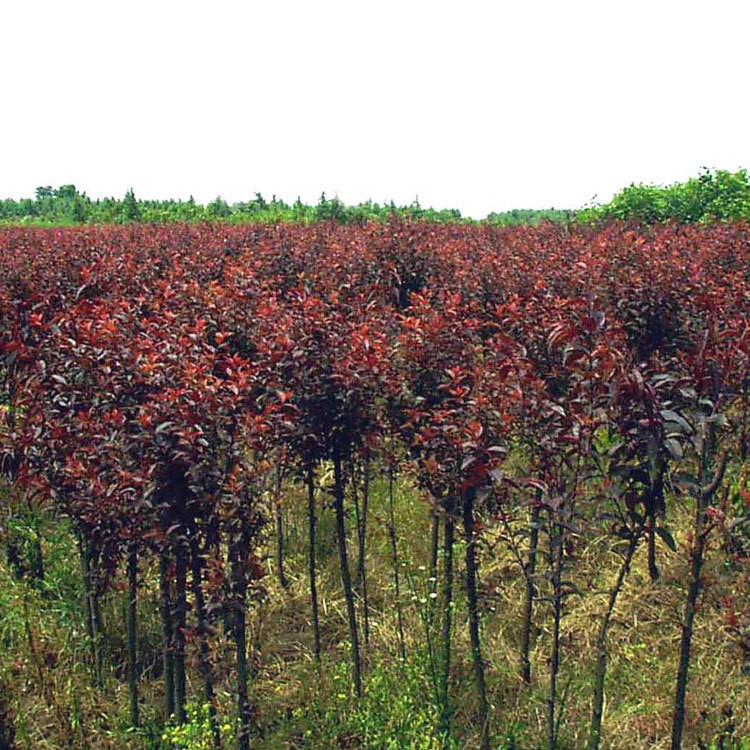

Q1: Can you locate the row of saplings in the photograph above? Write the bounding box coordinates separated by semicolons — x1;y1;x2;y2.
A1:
4;369;750;750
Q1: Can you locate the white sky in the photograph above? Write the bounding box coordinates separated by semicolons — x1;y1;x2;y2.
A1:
2;0;749;218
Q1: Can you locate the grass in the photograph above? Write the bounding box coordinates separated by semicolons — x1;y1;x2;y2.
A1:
0;472;749;749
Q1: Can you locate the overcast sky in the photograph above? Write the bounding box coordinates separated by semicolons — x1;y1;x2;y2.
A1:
2;0;749;218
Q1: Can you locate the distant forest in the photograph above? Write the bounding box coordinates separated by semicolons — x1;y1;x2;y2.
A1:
1;169;749;225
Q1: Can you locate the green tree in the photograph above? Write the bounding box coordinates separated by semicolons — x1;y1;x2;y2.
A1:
122;188;140;222
207;196;231;219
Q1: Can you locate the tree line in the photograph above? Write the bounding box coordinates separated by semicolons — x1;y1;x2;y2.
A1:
0;186;466;226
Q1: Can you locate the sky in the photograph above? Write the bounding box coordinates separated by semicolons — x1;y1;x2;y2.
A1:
2;0;749;219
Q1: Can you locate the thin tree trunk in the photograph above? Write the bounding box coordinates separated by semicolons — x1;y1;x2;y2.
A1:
463;486;489;750
353;456;371;647
352;461;362;584
387;463;406;663
439;498;455;744
31;534;44;586
306;463;322;677
80;538;103;687
360;454;371;647
647;508;660;581
430;510;440;596
671;444;726;750
81;542;96;674
191;536;221;749
127;541;140;728
173;536;188;724
90;550;105;655
588;529;641;750
429;508;441;628
333;445;362;698
520;497;541;684
671;514;706;750
159;551;176;720
230;531;252;750
547;517;564;750
274;462;288;589
28;495;44;585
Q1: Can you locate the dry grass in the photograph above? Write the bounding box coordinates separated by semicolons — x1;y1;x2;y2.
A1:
245;476;750;749
1;475;749;749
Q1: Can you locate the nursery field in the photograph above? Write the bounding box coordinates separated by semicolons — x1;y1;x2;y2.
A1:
1;220;750;750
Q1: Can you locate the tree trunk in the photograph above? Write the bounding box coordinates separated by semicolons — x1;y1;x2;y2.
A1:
547;517;564;750
191;536;221;749
306;463;322;677
356;455;371;647
333;445;362;698
429;510;440;599
27;497;44;586
520;497;541;684
229;531;252;750
463;486;489;750
80;538;103;687
671;509;707;750
173;536;188;724
274;462;288;589
387;463;406;663
588;529;641;750
159;551;176;720
127;541;140;728
671;443;726;750
439;498;455;744
429;509;441;628
647;509;660;581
